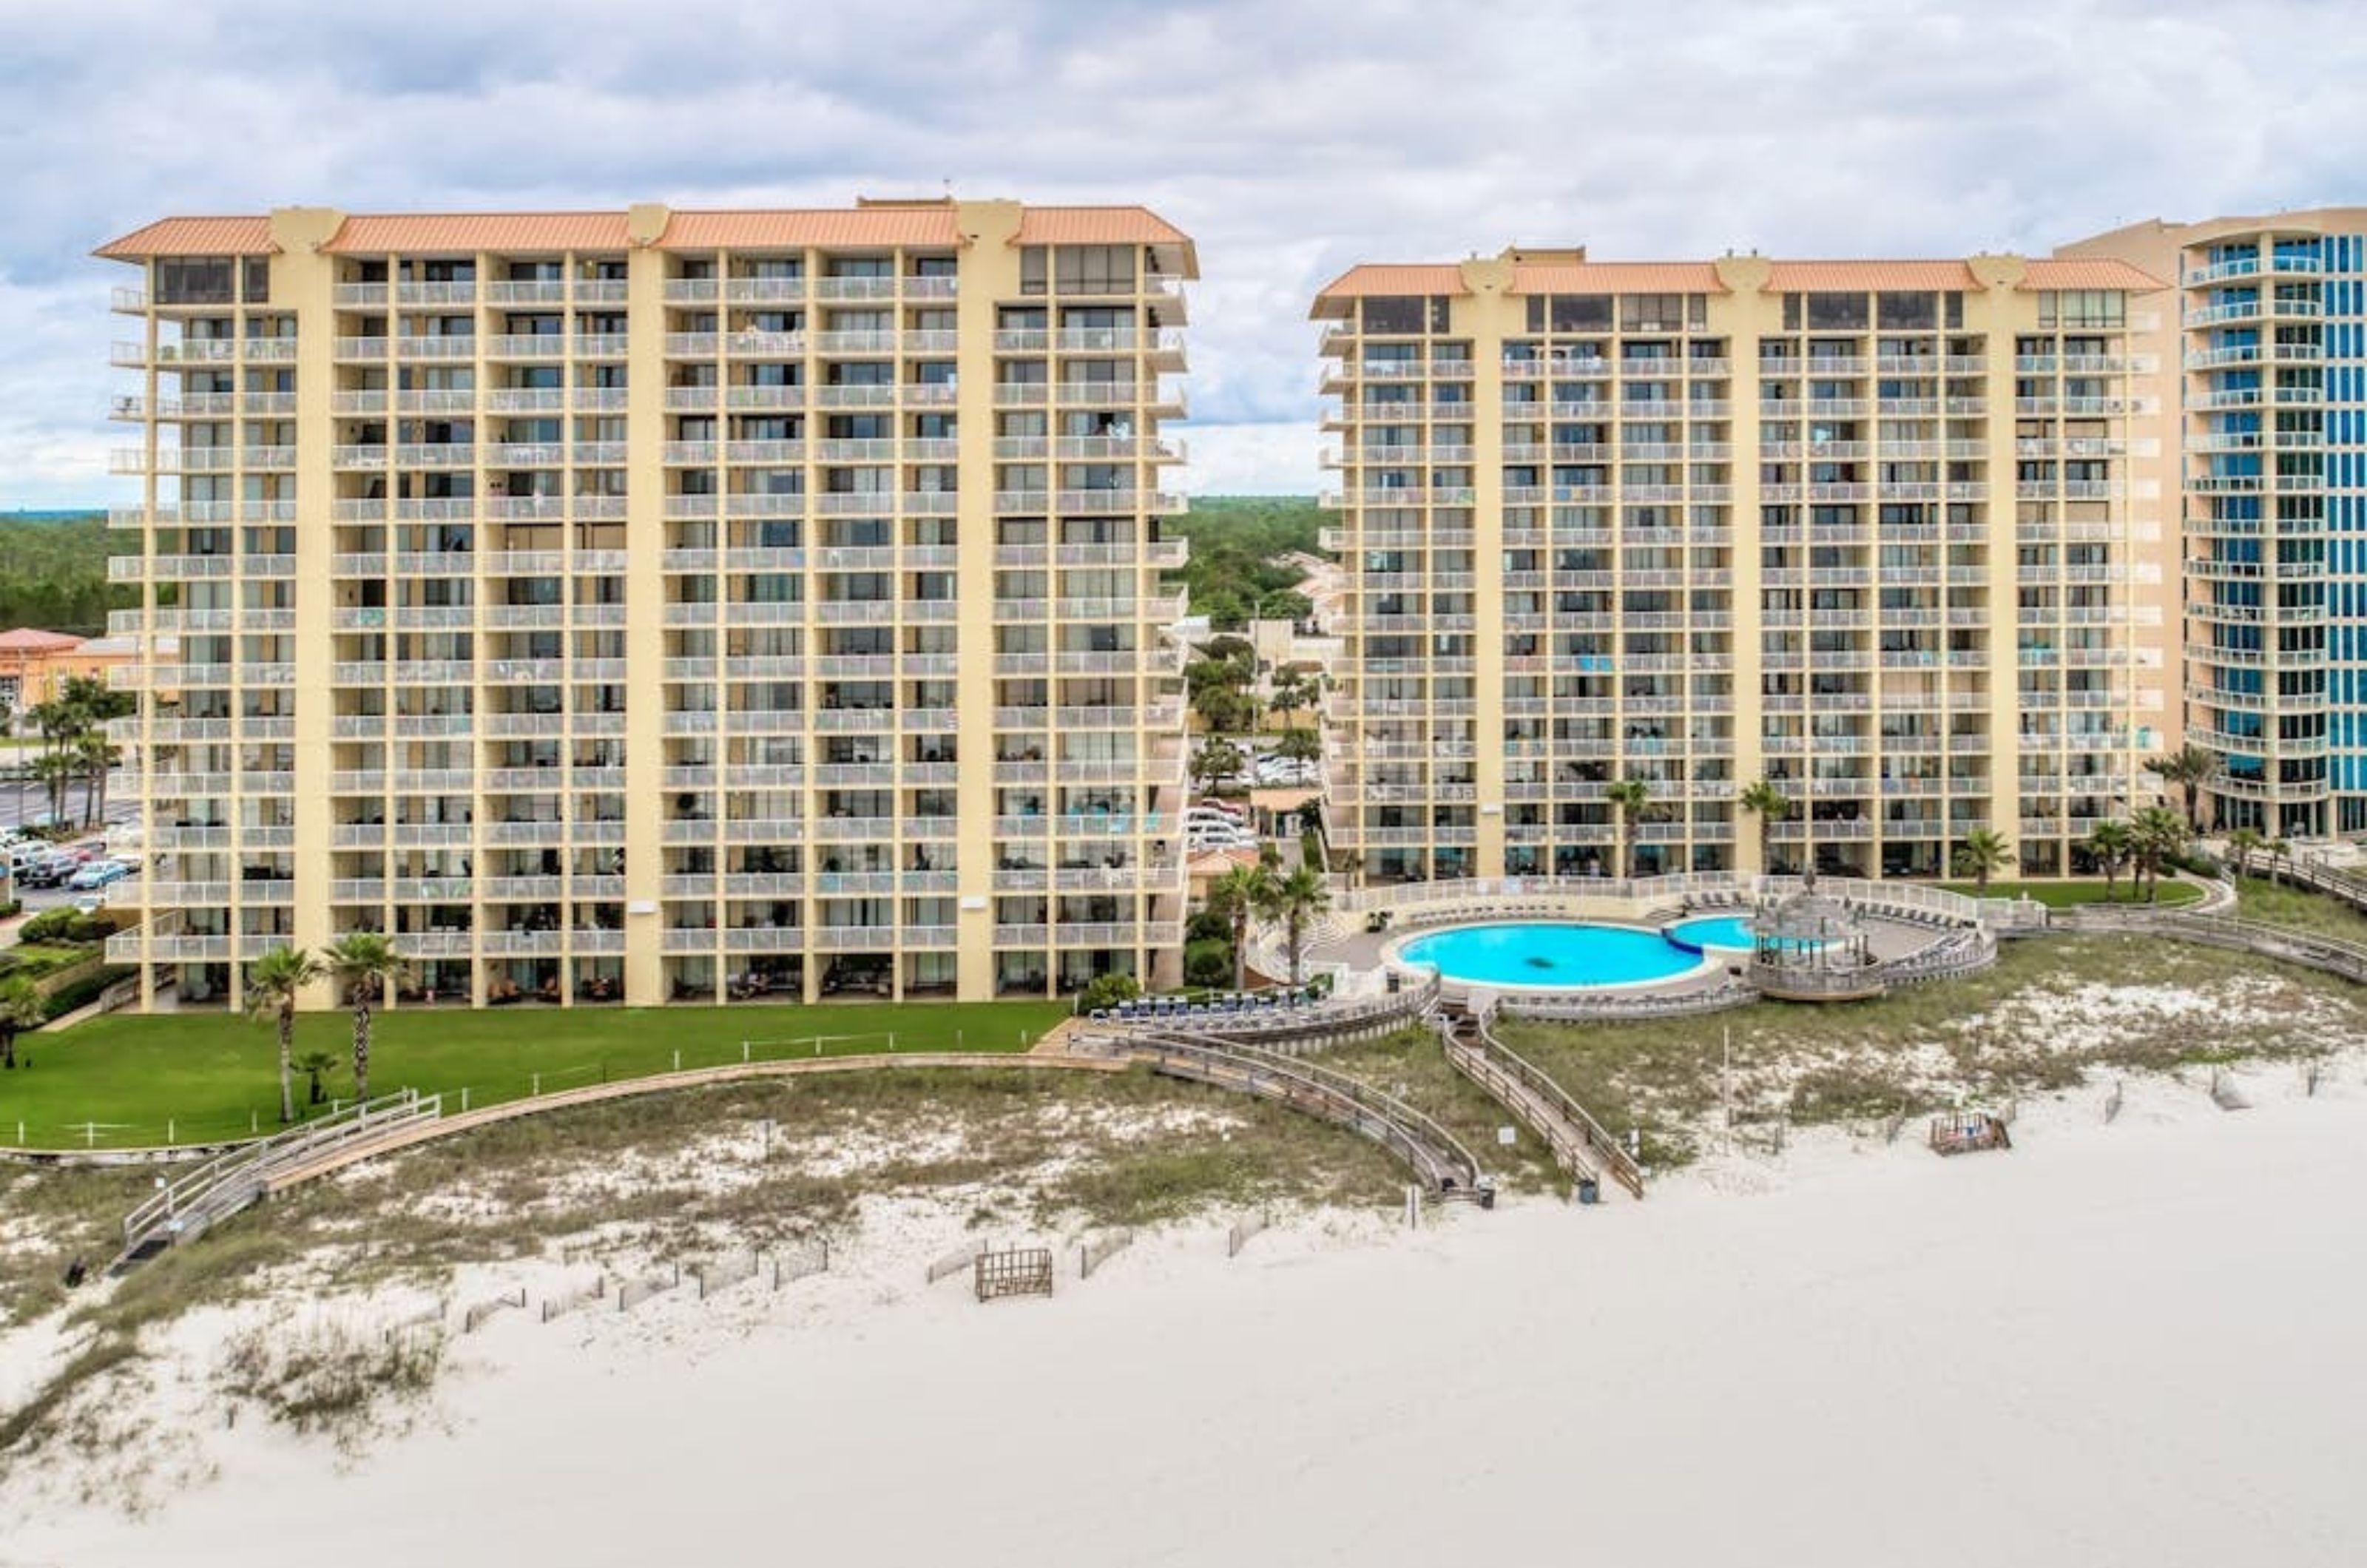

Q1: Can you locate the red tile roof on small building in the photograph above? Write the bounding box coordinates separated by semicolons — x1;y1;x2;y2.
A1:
0;627;85;653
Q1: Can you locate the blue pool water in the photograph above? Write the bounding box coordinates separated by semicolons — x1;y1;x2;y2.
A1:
1396;923;1706;990
1667;915;1826;954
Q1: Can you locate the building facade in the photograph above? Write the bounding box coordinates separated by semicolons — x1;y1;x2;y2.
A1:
98;199;1193;1010
1314;249;2170;885
0;627;132;714
2064;210;2367;839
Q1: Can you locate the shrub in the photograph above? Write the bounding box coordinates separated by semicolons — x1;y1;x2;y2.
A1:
1185;907;1230;945
1076;973;1143;1015
18;909;115;947
1184;938;1234;990
38;964;135;1022
0;899;20;919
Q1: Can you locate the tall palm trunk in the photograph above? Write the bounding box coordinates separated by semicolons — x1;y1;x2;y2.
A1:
277;1002;297;1124
1286;910;1305;988
351;996;374;1101
1231;910;1250;992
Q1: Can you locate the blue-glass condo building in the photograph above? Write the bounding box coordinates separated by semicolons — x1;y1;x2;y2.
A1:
2069;211;2367;838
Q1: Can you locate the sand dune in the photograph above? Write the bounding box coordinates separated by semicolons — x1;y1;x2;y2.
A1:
11;1067;2367;1568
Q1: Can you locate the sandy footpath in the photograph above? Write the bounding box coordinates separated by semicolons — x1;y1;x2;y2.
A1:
9;1064;2367;1568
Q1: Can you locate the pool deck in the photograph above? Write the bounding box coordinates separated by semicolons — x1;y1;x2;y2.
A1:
1320;906;1943;996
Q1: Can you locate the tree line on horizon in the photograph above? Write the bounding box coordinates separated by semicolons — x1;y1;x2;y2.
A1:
0;513;135;636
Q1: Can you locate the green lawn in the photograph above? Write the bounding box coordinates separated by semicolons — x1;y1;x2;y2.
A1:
0;999;1072;1151
1939;878;2203;909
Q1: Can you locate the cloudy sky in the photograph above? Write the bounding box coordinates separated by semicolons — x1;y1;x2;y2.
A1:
2;0;2362;509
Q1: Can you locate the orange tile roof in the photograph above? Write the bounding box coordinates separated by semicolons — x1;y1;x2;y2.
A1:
0;627;86;652
1513;262;1729;294
323;212;633;254
658;207;964;249
1314;264;1471;300
1013;206;1190;246
93;217;277;260
1763;260;1984;291
2019;257;2167;291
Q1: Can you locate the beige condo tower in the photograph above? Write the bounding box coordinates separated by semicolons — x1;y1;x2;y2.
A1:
98;197;1195;1011
1314;248;2172;885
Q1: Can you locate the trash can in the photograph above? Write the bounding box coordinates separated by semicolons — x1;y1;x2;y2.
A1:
1576;1178;1600;1206
1478;1183;1496;1211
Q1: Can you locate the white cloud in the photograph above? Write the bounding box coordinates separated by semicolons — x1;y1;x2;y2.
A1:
3;0;2365;504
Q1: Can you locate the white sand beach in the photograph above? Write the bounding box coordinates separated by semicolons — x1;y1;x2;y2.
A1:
10;1067;2367;1568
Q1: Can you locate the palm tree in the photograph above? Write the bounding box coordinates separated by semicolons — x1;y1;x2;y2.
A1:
1255;865;1331;990
0;975;41;1071
1269;669;1314;729
72;730;119;828
1951;828;2013;894
2130;805;2190;903
1738;778;1792;876
2084;820;2133;900
292;1049;340;1108
1206;862;1277;992
323;931;406;1103
1192;737;1246;794
29;751;76;825
1274;727;1321;766
1604;777;1662;880
2225;825;2265;879
245;945;321;1125
2148;744;2219;835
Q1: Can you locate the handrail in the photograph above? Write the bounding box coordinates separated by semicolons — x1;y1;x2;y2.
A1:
1100;973;1440;1042
2060;906;2367;981
119;1089;432;1246
1466;1007;1646;1197
1087;1028;1485;1197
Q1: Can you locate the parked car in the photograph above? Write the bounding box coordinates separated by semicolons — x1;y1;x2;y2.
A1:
70;893;109;915
67;860;132;892
17;856;74;889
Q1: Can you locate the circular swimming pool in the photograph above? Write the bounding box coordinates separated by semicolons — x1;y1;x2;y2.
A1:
1394;922;1711;990
1666;915;1828;955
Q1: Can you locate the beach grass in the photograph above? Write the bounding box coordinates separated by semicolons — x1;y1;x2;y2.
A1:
2;999;1071;1151
1494;935;2367;1163
2233;876;2367;944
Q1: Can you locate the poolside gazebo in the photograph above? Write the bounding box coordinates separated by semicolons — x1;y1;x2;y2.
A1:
1749;883;1885;1002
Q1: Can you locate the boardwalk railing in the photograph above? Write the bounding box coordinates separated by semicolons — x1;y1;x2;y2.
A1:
1462;1006;1646;1198
1461;976;1757;1021
1087;1029;1486;1198
2058;906;2367;984
1104;973;1442;1054
116;1089;441;1263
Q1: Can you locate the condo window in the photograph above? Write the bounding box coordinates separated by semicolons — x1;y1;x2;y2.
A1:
1053;246;1136;294
1361;297;1425;334
1800;293;1870;331
1875;292;1937;330
156;257;237;306
2039;291;2125;330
